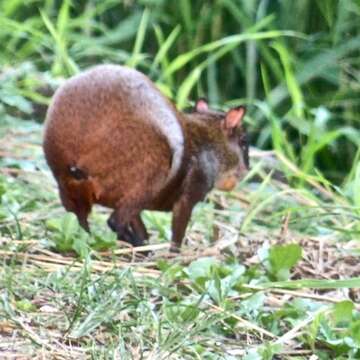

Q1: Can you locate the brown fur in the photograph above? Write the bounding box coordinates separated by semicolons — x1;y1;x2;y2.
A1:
43;64;248;250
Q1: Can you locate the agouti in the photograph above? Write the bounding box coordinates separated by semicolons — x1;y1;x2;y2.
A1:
43;64;249;251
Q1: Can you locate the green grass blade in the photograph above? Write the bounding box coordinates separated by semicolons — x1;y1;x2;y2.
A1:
258;277;360;290
40;9;78;76
57;0;71;37
152;24;181;82
164;30;302;79
126;8;150;68
176;42;240;108
271;41;304;118
176;67;202;109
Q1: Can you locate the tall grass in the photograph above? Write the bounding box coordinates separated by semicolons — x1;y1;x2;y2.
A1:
0;0;359;185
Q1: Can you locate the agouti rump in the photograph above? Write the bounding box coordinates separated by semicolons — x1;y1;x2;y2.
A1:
43;64;248;251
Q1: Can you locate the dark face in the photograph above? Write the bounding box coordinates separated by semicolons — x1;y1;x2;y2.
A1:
215;126;249;191
233;125;249;169
193;99;249;191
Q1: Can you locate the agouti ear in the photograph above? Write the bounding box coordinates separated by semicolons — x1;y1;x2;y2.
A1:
223;106;246;131
195;98;209;112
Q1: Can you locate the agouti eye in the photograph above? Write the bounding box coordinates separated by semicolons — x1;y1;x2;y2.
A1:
239;133;247;149
239;133;249;168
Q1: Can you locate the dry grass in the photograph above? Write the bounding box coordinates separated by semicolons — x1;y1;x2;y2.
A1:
1;121;359;359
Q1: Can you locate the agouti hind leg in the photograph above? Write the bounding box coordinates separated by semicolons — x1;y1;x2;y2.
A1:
131;215;149;242
107;212;147;247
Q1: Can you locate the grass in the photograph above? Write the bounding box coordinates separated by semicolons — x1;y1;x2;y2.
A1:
1;0;360;358
1;117;360;358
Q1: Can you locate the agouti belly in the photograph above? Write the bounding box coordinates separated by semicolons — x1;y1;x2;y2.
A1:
44;64;248;250
73;114;173;209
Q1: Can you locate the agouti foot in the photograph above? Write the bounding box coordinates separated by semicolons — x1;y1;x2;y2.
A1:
107;216;117;232
140;249;153;257
107;215;145;247
169;245;181;254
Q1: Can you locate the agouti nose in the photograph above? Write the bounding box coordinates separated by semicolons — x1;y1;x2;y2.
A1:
215;176;237;191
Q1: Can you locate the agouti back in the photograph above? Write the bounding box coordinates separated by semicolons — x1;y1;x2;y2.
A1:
43;64;248;251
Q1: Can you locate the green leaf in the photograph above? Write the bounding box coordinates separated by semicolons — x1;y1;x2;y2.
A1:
333;300;354;325
46;218;63;232
186;257;218;282
208;270;223;304
269;244;302;280
350;320;360;345
239;293;266;314
180;304;200;323
61;213;80;242
16;299;36;312
243;349;262;360
307;312;323;350
72;235;89;258
91;232;117;251
1;92;33;114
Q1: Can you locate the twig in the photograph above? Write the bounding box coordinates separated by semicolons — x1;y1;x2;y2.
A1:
100;242;169;255
240;285;359;309
4;309;59;353
0;250;161;276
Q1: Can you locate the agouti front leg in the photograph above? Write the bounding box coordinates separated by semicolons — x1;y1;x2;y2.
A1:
170;158;212;251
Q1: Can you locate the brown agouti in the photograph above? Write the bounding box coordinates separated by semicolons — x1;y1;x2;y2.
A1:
43;64;248;251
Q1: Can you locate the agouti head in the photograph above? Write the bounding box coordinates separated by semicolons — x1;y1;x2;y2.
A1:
189;98;248;192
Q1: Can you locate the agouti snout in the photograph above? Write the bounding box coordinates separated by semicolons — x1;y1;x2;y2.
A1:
43;65;248;251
